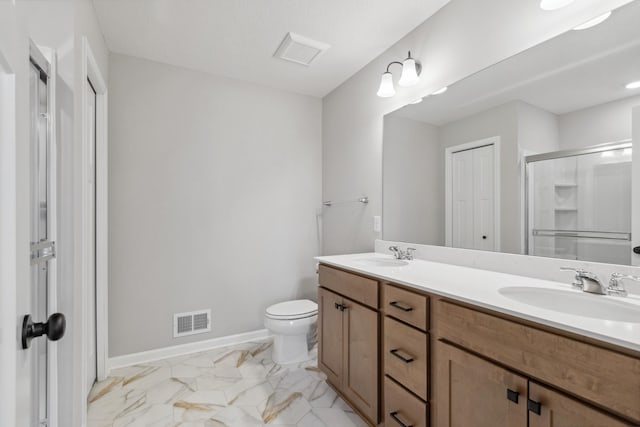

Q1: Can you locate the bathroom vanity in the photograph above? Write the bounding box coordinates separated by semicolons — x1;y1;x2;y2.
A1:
315;254;640;427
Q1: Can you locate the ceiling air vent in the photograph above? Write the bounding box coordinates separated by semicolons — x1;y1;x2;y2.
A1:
274;32;330;66
174;309;211;338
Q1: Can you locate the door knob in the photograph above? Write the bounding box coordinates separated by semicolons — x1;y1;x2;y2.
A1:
634;246;640;254
21;313;66;349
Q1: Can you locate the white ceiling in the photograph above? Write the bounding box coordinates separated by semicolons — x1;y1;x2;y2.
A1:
393;0;640;125
92;0;450;97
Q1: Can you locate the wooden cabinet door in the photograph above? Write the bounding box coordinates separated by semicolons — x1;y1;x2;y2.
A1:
342;298;379;424
434;341;527;427
528;382;633;427
317;287;344;387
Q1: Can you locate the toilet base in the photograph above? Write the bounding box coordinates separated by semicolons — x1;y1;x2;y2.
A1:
272;333;310;365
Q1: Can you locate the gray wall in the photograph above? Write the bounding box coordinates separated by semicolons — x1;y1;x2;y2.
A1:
108;54;322;356
559;95;640;149
383;116;442;245
321;0;631;255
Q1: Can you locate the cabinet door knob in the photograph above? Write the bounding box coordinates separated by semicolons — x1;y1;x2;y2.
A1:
389;301;413;312
506;389;519;403
528;399;542;415
634;246;640;254
389;411;413;427
390;348;414;363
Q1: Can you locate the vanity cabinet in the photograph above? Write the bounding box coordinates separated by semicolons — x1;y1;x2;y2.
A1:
433;299;640;426
435;341;631;427
317;267;379;424
317;263;640;427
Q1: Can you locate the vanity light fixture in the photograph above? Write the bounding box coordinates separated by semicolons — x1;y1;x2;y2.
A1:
625;80;640;89
376;51;422;98
539;0;574;11
573;11;611;30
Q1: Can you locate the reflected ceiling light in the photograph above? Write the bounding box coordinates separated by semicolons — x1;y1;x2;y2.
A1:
626;81;640;89
539;0;574;11
573;11;611;30
431;86;448;95
410;98;423;104
376;51;422;98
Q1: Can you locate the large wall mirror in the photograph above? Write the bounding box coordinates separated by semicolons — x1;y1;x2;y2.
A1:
383;0;640;266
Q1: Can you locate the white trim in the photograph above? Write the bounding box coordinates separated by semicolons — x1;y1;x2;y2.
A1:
0;49;17;427
79;37;109;427
445;137;501;251
108;329;272;372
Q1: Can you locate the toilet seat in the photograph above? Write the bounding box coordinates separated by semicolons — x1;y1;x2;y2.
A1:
266;299;318;320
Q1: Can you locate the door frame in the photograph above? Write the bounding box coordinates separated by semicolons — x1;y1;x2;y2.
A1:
445;136;501;251
80;37;109;410
0;47;17;427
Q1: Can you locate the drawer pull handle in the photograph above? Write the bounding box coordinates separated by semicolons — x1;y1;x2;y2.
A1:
528;399;542;415
389;411;413;427
334;303;348;312
390;348;414;363
389;301;413;312
506;389;519;403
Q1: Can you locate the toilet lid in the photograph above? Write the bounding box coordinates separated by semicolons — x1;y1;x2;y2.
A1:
266;299;318;319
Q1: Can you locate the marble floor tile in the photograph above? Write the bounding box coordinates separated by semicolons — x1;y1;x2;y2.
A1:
87;339;367;426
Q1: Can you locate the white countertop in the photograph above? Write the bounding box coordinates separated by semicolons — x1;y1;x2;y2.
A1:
315;253;640;353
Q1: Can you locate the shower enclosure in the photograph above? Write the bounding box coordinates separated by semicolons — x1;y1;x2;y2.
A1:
525;141;633;265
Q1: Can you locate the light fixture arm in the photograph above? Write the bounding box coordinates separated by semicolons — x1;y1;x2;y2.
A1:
385;61;404;73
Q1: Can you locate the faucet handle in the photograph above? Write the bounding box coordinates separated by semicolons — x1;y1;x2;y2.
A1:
405;248;416;260
560;267;585;290
389;246;400;259
608;273;640;297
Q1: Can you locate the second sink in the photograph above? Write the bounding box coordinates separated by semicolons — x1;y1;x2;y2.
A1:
498;286;640;323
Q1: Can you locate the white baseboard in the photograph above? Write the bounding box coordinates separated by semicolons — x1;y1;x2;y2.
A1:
107;329;271;373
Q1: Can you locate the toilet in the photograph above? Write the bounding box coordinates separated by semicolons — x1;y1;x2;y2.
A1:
264;299;318;365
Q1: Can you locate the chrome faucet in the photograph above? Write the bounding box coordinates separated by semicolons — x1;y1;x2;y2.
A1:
607;273;640;297
560;267;607;295
389;246;416;260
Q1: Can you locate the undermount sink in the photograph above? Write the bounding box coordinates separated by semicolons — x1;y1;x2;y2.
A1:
354;258;409;267
499;286;640;323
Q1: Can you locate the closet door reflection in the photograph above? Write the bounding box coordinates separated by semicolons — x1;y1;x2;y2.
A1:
527;144;632;264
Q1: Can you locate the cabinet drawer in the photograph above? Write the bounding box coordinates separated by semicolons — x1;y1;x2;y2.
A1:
318;264;378;309
384;317;428;400
436;300;640;423
382;283;428;331
384;376;428;427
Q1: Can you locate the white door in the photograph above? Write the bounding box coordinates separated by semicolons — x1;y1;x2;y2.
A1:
86;78;97;391
451;144;495;250
473;145;495;251
452;149;474;248
22;52;65;427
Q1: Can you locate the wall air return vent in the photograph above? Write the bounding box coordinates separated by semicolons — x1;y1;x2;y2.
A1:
173;309;211;338
274;32;330;66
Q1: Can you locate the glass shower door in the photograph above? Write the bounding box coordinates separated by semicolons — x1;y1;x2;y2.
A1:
527;143;632;265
